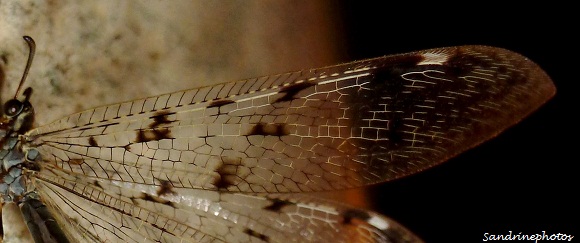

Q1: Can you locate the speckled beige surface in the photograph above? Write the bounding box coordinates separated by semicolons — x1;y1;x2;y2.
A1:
1;1;345;126
1;1;374;241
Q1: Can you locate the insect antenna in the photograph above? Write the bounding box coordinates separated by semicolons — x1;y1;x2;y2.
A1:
14;36;36;100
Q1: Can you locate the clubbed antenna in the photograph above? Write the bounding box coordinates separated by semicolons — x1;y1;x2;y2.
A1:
15;36;36;100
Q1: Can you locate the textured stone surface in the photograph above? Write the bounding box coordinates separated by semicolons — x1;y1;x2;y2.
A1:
0;1;344;126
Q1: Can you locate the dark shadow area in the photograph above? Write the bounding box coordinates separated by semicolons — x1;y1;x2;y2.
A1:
338;2;577;241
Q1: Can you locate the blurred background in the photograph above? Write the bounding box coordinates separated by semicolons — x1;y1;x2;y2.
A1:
0;1;576;242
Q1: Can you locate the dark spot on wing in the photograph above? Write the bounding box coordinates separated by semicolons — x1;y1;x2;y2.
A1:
369;54;424;85
263;198;294;212
130;193;176;208
88;136;98;147
149;110;176;128
213;157;241;190
93;181;103;189
214;176;235;190
243;228;270;242
275;81;316;103
156;179;176;197
69;159;84;165
341;209;371;225
356;55;425;111
134;111;176;143
208;99;235;108
347;55;427;161
444;48;492;77
135;128;172;143
247;123;289;137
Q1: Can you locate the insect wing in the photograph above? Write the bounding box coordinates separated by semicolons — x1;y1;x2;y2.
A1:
24;45;554;242
35;166;420;242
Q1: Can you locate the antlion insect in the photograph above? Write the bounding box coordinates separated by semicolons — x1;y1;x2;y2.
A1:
0;36;554;242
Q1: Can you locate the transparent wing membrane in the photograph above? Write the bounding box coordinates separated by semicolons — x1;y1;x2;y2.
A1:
36;166;418;242
2;45;554;242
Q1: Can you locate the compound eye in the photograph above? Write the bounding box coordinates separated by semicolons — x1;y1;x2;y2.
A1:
4;99;24;117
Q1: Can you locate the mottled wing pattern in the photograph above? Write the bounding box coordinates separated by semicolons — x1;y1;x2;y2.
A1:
23;46;554;242
34;167;417;242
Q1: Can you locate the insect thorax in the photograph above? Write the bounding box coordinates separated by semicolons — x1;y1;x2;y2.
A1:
0;92;40;203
